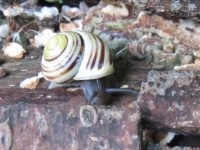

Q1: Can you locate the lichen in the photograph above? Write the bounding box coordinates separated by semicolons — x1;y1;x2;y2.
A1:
140;70;195;97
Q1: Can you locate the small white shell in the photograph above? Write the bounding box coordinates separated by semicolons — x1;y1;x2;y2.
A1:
59;19;82;31
20;76;40;89
34;6;58;20
41;6;58;18
79;1;89;13
101;3;129;18
59;23;77;32
61;5;71;14
3;6;24;17
34;29;55;47
2;43;26;59
0;24;10;38
73;19;83;30
61;5;82;18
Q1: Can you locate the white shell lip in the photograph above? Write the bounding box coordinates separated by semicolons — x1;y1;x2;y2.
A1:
160;132;176;144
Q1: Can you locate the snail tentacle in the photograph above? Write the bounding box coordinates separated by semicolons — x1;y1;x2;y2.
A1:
105;88;139;95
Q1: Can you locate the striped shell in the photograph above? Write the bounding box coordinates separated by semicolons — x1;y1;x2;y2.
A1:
42;30;114;84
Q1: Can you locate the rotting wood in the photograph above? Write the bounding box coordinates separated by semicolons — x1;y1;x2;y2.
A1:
138;70;200;135
120;0;200;22
146;143;200;150
0;45;142;149
2;45;200;148
0;96;140;149
1;1;200;149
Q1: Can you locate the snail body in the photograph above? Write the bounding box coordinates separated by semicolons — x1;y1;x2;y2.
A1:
42;30;137;105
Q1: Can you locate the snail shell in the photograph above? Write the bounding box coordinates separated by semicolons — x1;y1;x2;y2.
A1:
42;30;114;84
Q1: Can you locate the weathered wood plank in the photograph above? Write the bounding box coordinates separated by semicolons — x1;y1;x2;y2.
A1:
0;99;140;149
0;45;142;149
146;143;200;150
120;0;200;22
139;70;200;135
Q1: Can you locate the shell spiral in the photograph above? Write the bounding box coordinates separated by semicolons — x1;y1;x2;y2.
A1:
42;30;114;84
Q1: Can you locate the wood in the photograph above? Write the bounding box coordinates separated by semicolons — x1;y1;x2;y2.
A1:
1;45;200;148
120;0;200;22
0;100;140;149
139;70;200;135
0;47;142;149
146;143;200;150
1;1;200;149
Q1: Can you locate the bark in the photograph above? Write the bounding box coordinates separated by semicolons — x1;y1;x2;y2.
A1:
0;99;140;150
0;47;141;149
146;143;200;150
139;70;200;135
120;0;200;22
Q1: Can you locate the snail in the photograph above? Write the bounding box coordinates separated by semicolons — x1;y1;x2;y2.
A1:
41;30;138;105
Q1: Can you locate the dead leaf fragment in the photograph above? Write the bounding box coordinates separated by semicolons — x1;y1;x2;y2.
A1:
20;76;40;89
59;23;77;32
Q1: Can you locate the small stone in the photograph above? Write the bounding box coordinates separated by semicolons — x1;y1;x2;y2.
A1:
0;122;12;150
0;67;7;78
101;2;129;18
180;55;193;65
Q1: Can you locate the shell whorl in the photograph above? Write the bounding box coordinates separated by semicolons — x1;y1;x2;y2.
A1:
42;30;114;84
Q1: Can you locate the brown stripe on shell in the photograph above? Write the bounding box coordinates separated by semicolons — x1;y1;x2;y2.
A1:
42;32;84;72
98;37;105;69
74;34;84;64
89;34;98;70
43;32;84;82
85;33;93;70
44;60;78;80
109;49;113;65
44;46;83;81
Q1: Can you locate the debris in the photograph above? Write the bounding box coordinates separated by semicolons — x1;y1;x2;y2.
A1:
2;42;26;59
0;67;7;78
80;105;98;127
20;76;40;89
0;122;12;150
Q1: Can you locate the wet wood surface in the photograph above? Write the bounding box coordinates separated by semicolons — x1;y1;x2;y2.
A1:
1;1;200;149
1;45;200;149
0;46;144;149
0;46;144;104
